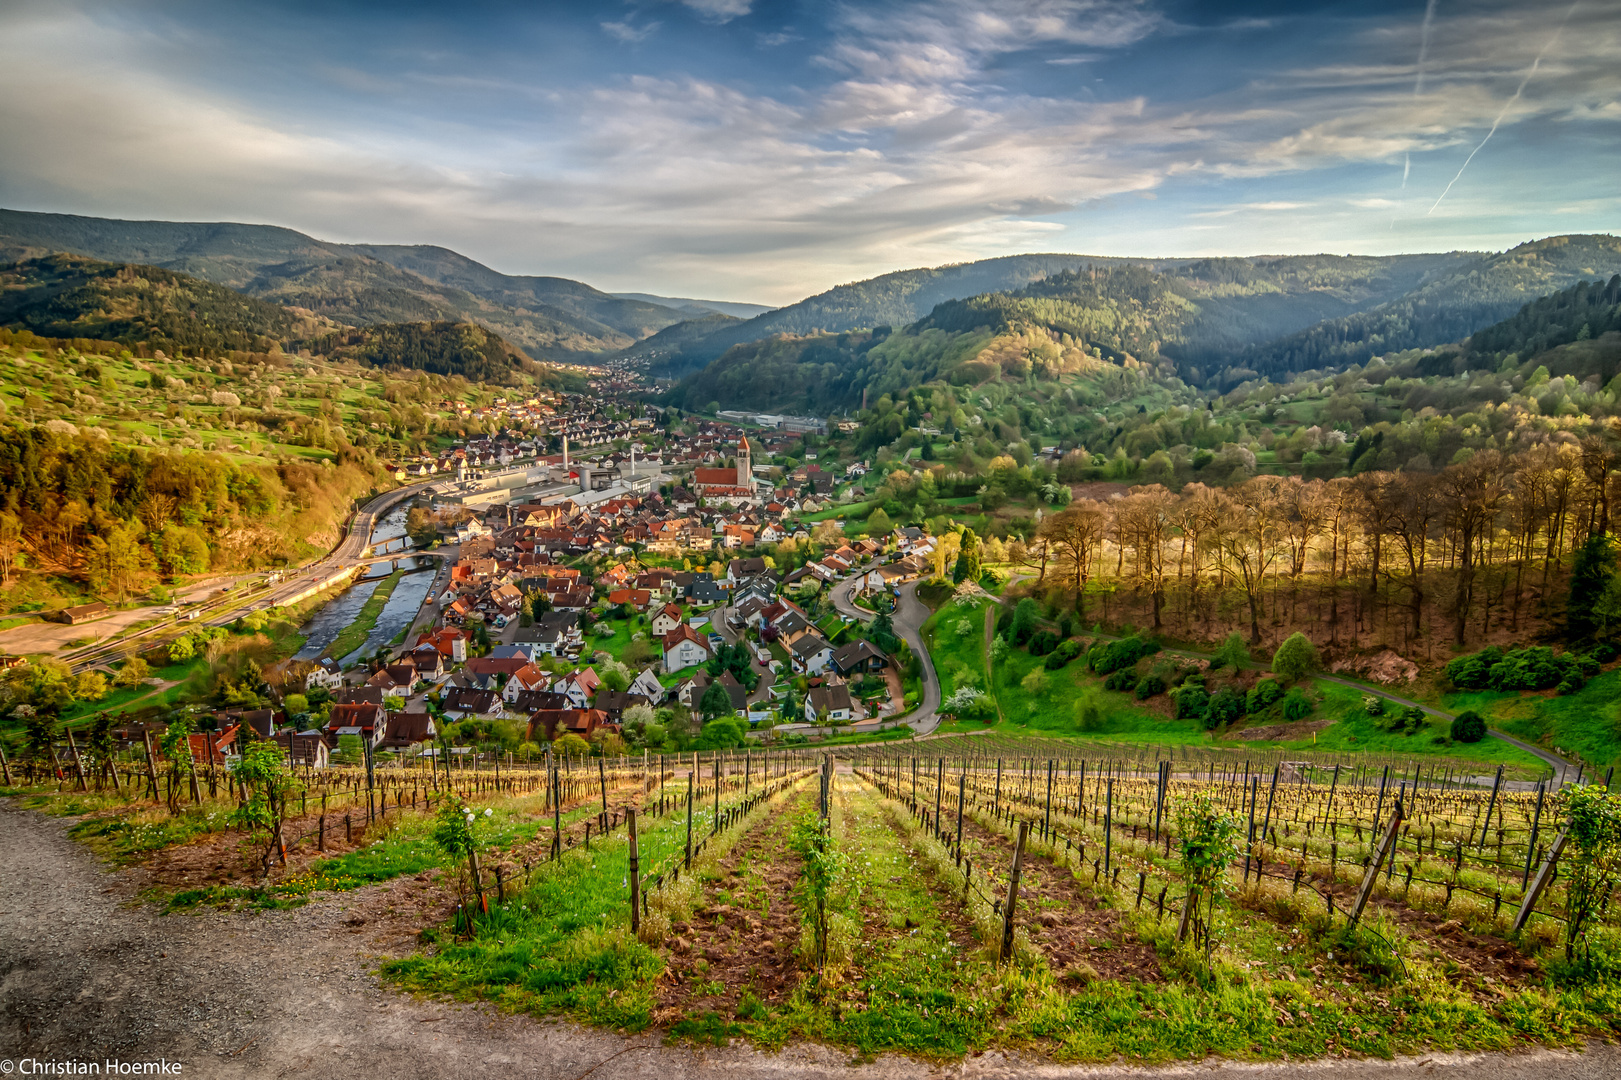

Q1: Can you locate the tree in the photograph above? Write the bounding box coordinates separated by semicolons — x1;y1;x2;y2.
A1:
1212;633;1250;671
1568;533;1618;641
952;528;981;584
552;732;591;758
1009;597;1040;645
693;717;745;749
1171;791;1243;959
866;507;892;534
113;656;150;688
1270;632;1319;684
1449;710;1486;742
698;681;734;721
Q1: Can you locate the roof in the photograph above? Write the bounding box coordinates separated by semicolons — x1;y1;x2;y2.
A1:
444;688;500;714
832;640;889;669
790;633;834;658
662;624;711;655
808;684;854;714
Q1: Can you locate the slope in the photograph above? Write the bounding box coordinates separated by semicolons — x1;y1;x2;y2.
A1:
635;250;1477;377
0;209;678;359
1235;234;1621;380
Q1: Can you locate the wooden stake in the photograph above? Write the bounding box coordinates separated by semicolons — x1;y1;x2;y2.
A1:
1000;821;1028;964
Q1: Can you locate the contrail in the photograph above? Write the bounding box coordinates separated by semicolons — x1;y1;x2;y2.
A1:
1400;1;1437;199
1428;0;1579;213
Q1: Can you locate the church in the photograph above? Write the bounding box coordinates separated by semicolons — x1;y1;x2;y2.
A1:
692;435;760;503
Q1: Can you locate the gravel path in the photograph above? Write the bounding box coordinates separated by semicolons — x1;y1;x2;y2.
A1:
2;800;1616;1080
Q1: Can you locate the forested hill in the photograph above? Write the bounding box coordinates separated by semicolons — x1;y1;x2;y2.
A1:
662;254;1483;413
0;209;689;359
639;250;1477;378
0;254;537;383
0;254;312;355
1467;274;1621;361
308;321;530;382
1232;234;1621;381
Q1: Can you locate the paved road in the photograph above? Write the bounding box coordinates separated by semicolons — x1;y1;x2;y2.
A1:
4;801;1618;1080
831;577;942;734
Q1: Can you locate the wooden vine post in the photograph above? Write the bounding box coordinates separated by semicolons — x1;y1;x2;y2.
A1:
999;821;1029;964
1514;827;1570;933
627;807;641;935
1349;789;1404;928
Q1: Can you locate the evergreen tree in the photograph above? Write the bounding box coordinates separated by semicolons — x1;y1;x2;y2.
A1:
1568;534;1618;641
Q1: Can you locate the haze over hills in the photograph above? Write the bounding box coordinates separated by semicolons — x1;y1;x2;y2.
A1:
611;293;774;319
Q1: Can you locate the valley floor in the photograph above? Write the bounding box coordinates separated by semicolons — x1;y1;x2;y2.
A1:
2;798;1618;1080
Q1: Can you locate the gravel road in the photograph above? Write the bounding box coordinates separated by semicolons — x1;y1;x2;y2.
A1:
1;800;1614;1080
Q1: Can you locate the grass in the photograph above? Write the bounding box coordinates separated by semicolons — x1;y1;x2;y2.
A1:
323;569;406;661
1455;669;1621;776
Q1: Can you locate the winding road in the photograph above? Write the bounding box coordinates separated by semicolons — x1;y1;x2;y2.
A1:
831;576;941;734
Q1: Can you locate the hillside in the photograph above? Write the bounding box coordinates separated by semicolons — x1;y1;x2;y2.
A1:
0;209;687;359
0;254;539;385
610;292;773;319
1235;234;1621;380
308;320;530;383
636;251;1479;378
0;254;317;355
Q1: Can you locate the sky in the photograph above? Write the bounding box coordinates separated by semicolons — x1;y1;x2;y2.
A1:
0;0;1617;305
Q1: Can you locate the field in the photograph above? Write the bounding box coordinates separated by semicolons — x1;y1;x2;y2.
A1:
11;736;1620;1063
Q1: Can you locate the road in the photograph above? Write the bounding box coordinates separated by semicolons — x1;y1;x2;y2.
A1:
832;577;941;734
56;479;441;674
3;801;1618;1080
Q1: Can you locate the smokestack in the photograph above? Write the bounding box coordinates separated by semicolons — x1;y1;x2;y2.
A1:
563;434;569;470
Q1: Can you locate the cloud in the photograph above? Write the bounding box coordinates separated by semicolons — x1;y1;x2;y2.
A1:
0;0;1617;302
682;0;751;21
601;19;660;43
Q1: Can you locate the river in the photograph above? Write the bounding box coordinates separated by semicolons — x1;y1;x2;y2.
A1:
293;505;433;664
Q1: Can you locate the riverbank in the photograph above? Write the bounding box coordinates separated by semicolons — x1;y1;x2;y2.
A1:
322;569;405;662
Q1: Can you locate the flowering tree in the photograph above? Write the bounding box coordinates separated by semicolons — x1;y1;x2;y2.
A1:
434;794;494;921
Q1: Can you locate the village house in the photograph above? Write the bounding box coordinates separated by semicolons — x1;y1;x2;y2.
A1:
661;624;712;673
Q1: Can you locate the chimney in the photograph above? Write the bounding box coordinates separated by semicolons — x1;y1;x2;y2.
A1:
563;434;569;470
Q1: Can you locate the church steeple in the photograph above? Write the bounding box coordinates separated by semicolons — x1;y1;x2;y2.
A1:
737;434;751;488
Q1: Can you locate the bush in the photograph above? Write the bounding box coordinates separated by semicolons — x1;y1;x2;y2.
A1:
1362;695;1384;716
1171;684;1208;719
1074;694;1104;732
1447;644;1588;693
1027;629;1059;656
1090;634;1158;675
1044;637;1086;670
1103;669;1138;692
1206;687;1244;728
1281;687;1312;721
1009;598;1040;646
1450;710;1487;743
1134;673;1166;699
1592;640;1620;664
1247;678;1285;713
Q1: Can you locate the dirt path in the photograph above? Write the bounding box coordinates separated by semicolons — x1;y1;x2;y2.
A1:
3;799;1619;1079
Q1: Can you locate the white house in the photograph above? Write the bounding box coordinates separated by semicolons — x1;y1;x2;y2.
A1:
650;603;684;638
805;683;856;723
305;658;345;691
662;625;713;674
789;633;836;675
629;667;665;701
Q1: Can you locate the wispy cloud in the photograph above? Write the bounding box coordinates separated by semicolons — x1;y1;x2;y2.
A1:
602;18;660;43
682;0;751;22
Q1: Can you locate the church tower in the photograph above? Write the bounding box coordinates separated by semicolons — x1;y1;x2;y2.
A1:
736;434;751;489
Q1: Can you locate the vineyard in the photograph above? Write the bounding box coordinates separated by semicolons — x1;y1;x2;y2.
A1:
7;734;1621;1062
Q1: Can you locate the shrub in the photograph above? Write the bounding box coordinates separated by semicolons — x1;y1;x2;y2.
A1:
1044;637;1086;670
1281;687;1312;721
1206;687;1244;727
1447;644;1588;693
1027;629;1059;656
1247;678;1285;713
1104;668;1138;692
1450;710;1487;743
1592;641;1620;664
1171;684;1208;719
1362;695;1384;716
1134;674;1166;699
1074;693;1104;732
1090;634;1158;675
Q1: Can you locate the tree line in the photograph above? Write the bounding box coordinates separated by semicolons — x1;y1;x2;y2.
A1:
1024;436;1621;653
